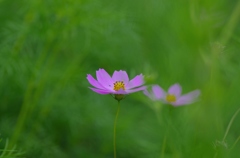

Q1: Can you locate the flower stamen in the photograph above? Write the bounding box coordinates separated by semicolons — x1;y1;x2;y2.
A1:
166;94;176;102
113;81;125;91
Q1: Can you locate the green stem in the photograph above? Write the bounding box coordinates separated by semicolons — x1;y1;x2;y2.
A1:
113;101;120;158
160;131;167;158
222;107;240;142
220;0;240;45
229;135;240;150
213;152;218;158
160;106;174;158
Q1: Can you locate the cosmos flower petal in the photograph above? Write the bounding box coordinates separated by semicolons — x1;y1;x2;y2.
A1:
87;69;145;96
143;89;156;101
152;85;166;100
96;69;113;89
174;90;201;106
86;74;105;89
144;84;200;107
168;83;182;97
126;74;144;89
89;87;113;94
126;86;146;93
112;70;129;83
143;89;151;98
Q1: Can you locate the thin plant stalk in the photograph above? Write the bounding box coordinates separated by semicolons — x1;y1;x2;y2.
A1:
114;101;121;158
229;135;240;150
220;0;240;45
214;107;240;157
222;107;240;142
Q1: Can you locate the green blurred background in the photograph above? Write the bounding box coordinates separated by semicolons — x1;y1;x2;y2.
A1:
1;0;240;157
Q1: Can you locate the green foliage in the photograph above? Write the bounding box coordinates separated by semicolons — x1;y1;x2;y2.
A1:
0;139;23;158
1;0;240;157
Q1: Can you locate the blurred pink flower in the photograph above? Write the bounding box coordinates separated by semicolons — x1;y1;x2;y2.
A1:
144;83;200;106
87;68;145;100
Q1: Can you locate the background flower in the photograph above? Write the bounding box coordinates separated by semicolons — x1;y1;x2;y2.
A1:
144;83;200;106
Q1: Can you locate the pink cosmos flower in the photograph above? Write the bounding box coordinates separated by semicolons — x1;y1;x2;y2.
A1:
87;68;146;100
144;83;200;106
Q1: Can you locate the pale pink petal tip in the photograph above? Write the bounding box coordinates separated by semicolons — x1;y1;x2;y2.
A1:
126;86;146;93
174;90;201;106
87;74;104;89
126;74;144;89
96;68;113;89
89;87;112;95
168;83;182;97
152;85;166;100
112;70;129;83
143;89;150;97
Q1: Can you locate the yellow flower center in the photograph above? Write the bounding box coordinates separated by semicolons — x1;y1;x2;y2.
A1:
166;94;176;102
113;81;125;91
